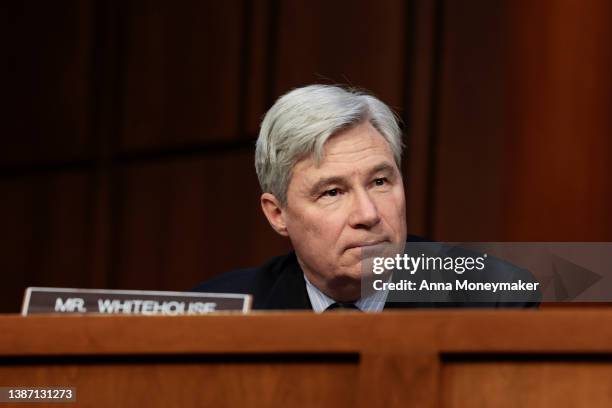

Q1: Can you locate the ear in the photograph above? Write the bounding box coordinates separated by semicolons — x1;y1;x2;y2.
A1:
260;193;289;236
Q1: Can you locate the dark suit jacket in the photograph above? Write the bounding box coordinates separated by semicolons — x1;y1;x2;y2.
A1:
193;236;540;310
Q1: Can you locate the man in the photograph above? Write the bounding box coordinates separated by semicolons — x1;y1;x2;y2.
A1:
194;85;538;311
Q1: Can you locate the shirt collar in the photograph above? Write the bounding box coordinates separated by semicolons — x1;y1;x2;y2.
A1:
303;274;388;313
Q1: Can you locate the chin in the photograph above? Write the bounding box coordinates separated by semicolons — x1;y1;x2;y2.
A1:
332;265;363;281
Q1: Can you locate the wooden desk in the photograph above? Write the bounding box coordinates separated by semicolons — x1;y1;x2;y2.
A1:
1;310;612;407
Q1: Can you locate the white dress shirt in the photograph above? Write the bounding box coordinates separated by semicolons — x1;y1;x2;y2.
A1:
304;274;389;313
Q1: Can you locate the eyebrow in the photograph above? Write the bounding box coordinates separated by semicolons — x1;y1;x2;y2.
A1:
308;162;397;196
369;162;396;176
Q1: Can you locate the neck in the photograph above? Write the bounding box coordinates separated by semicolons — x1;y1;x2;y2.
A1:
303;272;361;302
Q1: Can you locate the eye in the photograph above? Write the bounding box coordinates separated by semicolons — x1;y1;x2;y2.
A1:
323;188;340;197
374;177;388;186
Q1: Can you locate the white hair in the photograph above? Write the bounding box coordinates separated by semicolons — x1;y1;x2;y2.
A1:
255;84;403;206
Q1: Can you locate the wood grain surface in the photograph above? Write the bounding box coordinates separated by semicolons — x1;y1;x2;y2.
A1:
1;310;612;407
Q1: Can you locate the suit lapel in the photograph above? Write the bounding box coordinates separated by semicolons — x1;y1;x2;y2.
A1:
263;256;312;310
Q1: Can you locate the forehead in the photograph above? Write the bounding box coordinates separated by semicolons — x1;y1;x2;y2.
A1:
292;122;397;183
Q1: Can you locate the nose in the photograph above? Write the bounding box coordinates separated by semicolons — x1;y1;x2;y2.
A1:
348;189;381;229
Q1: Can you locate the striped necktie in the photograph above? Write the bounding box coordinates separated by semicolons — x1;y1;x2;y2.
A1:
324;302;362;312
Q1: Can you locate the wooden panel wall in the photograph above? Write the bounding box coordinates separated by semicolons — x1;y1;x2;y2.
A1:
431;0;612;241
1;0;611;312
120;0;245;149
0;0;410;312
1;1;93;165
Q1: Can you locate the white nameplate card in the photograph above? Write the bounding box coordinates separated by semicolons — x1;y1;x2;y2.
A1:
21;287;252;316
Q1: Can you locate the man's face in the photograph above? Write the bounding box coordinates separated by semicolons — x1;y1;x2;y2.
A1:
283;121;407;301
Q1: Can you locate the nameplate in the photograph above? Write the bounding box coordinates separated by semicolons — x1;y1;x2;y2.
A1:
21;287;252;316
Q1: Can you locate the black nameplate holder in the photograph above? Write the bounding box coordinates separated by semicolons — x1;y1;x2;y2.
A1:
21;287;252;315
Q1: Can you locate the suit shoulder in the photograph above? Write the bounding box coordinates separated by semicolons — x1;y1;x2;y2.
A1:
192;268;258;294
191;252;297;295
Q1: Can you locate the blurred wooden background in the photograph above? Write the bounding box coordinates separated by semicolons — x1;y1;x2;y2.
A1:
1;0;611;312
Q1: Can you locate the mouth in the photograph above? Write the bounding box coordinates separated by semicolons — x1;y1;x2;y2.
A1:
345;240;388;251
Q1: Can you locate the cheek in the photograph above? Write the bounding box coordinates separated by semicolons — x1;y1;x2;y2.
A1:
392;185;407;213
286;210;322;240
378;189;407;224
289;210;345;245
396;193;407;219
